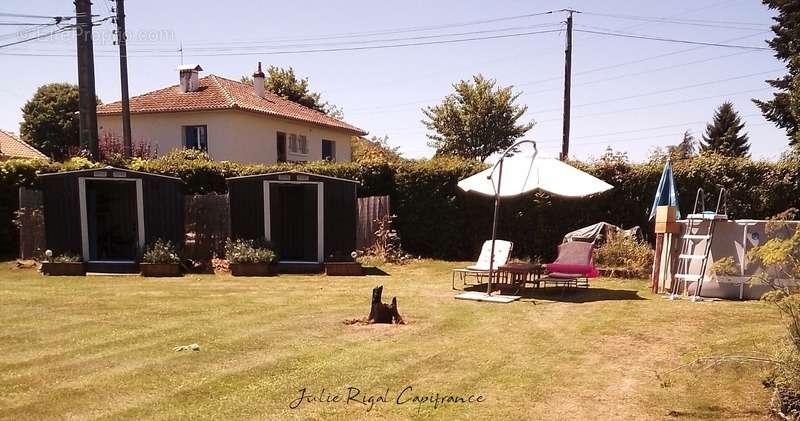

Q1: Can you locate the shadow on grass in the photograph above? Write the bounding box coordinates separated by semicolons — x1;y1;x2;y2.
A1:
463;284;644;303
363;266;390;276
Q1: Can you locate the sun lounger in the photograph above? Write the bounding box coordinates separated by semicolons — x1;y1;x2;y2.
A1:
541;241;598;289
452;240;513;289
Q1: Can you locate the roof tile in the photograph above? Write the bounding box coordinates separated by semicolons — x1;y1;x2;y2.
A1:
97;75;367;135
0;130;48;160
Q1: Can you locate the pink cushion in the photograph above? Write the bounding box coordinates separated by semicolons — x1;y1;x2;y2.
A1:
545;263;598;278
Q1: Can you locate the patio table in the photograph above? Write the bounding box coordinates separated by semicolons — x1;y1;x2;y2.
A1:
498;263;544;290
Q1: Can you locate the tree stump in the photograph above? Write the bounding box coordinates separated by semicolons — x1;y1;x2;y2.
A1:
367;285;404;324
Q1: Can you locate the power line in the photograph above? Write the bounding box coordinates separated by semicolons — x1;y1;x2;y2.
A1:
535;87;772;123
514;31;770;88
182;10;562;46
138;23;564;53
0;24;74;48
538;112;763;143
0;21;60;26
0;12;72;19
1;27;567;57
350;51;767;115
530;68;782;114
579;11;767;28
575;29;770;50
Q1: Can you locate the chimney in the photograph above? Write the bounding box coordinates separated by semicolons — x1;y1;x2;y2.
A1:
252;62;265;98
177;64;203;92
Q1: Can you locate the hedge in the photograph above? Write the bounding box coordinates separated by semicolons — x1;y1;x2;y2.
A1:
2;151;798;260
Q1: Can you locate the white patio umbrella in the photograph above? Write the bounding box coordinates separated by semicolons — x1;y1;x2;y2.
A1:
457;140;613;295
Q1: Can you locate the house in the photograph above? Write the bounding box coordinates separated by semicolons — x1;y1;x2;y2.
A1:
96;64;367;164
0;130;47;160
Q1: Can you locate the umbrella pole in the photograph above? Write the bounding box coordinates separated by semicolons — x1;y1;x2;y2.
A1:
487;160;504;295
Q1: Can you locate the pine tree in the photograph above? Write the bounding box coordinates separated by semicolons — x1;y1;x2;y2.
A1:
753;0;800;146
701;102;751;157
667;130;696;160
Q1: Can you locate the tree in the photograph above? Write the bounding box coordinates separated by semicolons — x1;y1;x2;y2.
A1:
753;0;800;146
19;83;82;160
701;102;751;157
422;74;534;162
647;130;697;163
241;66;343;119
351;135;403;164
667;130;697;160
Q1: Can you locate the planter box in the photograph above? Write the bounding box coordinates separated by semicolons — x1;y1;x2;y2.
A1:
229;263;273;277
41;262;86;276
140;263;182;277
325;262;363;276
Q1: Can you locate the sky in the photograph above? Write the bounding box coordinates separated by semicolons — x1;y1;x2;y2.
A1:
0;0;787;162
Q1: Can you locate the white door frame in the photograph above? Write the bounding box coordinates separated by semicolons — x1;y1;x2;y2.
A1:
78;177;145;263
263;180;324;263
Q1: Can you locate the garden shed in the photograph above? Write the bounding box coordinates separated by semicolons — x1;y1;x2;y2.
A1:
38;167;184;270
227;171;357;266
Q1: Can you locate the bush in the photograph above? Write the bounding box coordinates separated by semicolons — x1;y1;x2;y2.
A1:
141;239;180;264
45;251;81;263
710;256;739;277
224;238;275;264
594;234;654;277
750;211;800;418
3;152;800;262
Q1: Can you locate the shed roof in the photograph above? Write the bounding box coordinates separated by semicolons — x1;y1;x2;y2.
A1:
227;171;359;184
37;166;183;181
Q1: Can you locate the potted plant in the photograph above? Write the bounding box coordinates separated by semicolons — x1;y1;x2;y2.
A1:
140;239;182;277
225;238;276;276
40;251;86;276
325;251;363;276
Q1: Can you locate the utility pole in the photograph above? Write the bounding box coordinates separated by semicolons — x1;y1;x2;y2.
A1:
115;0;132;157
75;0;99;160
560;9;575;161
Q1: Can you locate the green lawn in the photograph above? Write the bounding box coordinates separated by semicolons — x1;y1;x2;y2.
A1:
0;260;785;420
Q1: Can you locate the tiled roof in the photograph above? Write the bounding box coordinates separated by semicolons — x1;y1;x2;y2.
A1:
0;130;48;160
96;75;367;135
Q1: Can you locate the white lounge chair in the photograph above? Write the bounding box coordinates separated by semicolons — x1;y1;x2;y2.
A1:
452;240;513;289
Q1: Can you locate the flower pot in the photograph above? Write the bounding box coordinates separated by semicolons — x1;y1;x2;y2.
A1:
325;262;363;276
229;263;273;276
140;263;182;277
41;262;86;276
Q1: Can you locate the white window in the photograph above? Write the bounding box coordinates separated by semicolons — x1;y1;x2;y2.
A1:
298;135;308;154
183;125;207;152
288;134;297;153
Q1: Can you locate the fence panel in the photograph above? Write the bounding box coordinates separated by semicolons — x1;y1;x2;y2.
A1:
357;195;390;250
185;193;229;261
17;188;45;260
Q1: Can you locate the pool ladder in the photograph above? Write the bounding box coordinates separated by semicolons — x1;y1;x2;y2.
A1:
669;188;728;301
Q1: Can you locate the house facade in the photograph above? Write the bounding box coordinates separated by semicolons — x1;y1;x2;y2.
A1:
96;65;367;164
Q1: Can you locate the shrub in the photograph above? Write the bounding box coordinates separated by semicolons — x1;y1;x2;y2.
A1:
224;238;275;264
141;239;180;264
710;256;739;277
364;214;411;264
46;252;81;263
750;210;800;418
594;233;654;277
